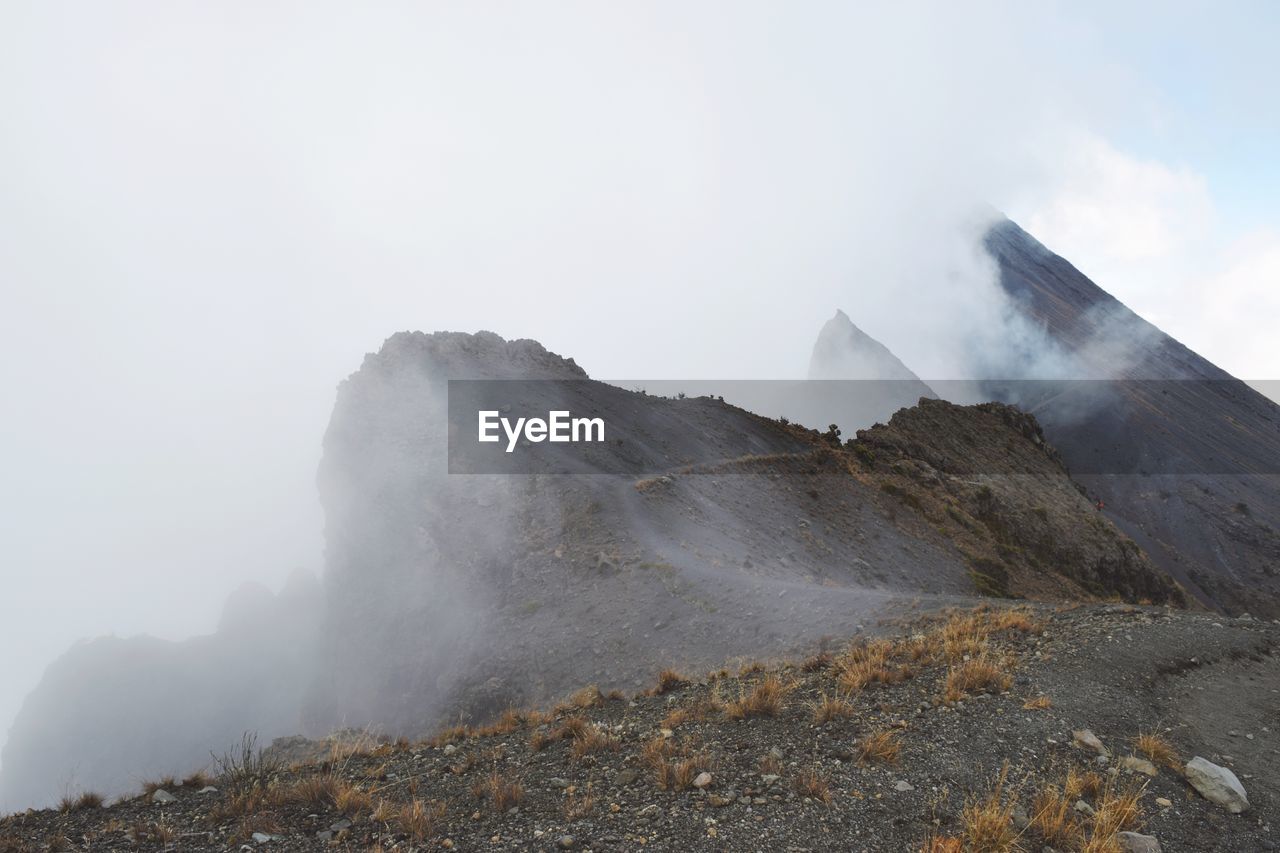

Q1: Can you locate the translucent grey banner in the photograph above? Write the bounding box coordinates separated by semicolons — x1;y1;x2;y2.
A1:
446;379;1280;475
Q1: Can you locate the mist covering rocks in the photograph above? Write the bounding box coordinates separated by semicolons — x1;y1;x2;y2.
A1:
3;218;1279;812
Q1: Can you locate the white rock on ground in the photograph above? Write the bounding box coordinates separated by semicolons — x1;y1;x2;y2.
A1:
1119;755;1158;777
150;789;176;804
1118;831;1162;852
1072;729;1108;756
1184;756;1249;813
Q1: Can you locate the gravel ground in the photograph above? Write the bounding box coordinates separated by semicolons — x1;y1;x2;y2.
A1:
2;601;1276;852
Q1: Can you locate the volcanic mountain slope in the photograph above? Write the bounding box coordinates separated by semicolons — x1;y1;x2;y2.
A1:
308;330;1182;739
984;219;1280;617
4;602;1276;852
1;330;1183;811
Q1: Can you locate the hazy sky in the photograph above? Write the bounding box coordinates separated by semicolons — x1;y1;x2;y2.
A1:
2;1;1278;763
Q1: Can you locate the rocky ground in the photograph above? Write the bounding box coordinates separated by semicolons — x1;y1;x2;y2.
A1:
3;601;1277;852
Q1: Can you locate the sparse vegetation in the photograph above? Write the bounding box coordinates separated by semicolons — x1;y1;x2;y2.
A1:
472;771;524;812
211;732;280;795
651;668;688;695
0;605;1246;852
723;675;789;719
57;792;103;813
961;764;1019;852
856;730;901;764
943;654;1014;703
1133;731;1180;770
793;768;833;803
811;691;856;723
398;798;446;841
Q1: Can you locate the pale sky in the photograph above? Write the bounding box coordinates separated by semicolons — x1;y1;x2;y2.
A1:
1;1;1277;766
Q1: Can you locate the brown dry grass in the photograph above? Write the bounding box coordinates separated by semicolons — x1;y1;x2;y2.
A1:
398;799;446;842
652;668;688;695
1029;783;1083;849
1084;779;1145;851
793;768;833;803
1063;767;1104;801
855;730;901;765
563;786;595;821
723;675;789;719
653;757;701;791
472;771;524;812
1022;695;1052;711
835;639;913;691
334;781;373;818
57;792;103;813
921;837;964;853
961;764;1020;852
662;696;721;729
182;770;213;788
568;724;620;761
801;651;833;672
811;691;856;723
1133;732;1180;771
943;655;1013;703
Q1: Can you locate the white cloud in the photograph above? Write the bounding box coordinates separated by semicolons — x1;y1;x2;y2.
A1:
1016;133;1280;384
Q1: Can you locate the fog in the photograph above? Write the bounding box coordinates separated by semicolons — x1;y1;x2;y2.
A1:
1;1;1275;807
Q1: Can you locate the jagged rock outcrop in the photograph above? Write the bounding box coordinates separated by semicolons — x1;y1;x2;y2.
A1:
307;330;1182;738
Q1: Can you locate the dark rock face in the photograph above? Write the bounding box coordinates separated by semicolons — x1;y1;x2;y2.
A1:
985;219;1280;616
0;571;322;810
855;398;1185;606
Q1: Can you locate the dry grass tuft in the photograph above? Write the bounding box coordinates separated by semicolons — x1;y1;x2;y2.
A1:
1029;782;1083;848
652;669;688;695
564;685;605;710
398;799;446;842
961;764;1019;852
471;771;524;812
921;837;964;853
758;753;784;776
793;768;833;803
835;639;913;691
58;791;104;813
653;757;701;791
1086;778;1145;850
569;724;620;761
1063;767;1104;801
811;691;856;723
662;696;722;729
182;770;213;788
943;655;1013;703
801;651;833;672
471;708;524;738
723;675;789;720
1133;732;1179;771
284;774;342;809
1022;695;1052;711
563;785;595;821
334;780;373;817
855;730;901;765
